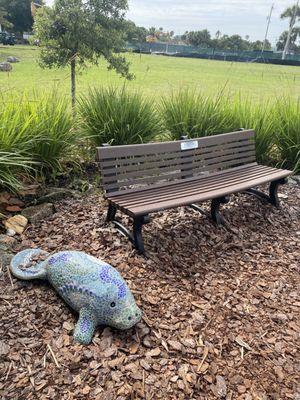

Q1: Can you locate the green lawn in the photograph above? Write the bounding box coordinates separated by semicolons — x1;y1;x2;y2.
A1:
1;45;300;101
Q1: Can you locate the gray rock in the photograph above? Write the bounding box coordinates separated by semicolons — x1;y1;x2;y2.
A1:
22;203;54;224
7;56;20;63
0;251;13;266
288;178;298;186
293;175;300;184
271;313;288;324
0;234;17;249
6;229;16;237
37;187;76;204
0;62;12;72
0;235;17;254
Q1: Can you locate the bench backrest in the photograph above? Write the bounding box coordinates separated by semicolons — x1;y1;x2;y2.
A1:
97;129;256;195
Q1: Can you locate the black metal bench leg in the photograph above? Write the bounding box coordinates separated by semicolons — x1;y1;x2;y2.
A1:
106;203;117;222
133;215;150;255
243;178;288;208
211;196;230;226
269;178;288;207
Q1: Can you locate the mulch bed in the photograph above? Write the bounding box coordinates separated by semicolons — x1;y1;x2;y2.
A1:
1;185;299;400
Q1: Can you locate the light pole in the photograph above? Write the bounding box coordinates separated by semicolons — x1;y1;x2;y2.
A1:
261;3;274;55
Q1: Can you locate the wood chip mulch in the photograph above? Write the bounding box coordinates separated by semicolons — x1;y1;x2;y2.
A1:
0;185;299;400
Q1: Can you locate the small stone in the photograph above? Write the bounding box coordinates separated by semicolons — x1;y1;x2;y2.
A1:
145;347;161;357
0;62;12;72
0;340;10;356
0;234;17;249
0;251;13;266
180;338;196;349
292;175;300;184
4;215;28;235
216;375;227;398
63;321;74;331
168;340;182;351
288;178;297;186
6;229;16;237
271;313;288;324
22;203;54;224
7;56;20;63
237;385;247;394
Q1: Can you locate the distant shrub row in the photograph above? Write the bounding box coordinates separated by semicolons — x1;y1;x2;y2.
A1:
0;88;299;192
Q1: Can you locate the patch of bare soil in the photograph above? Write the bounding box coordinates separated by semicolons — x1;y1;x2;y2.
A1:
1;185;299;400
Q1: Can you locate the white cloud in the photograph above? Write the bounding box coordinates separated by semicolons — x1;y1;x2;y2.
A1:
45;0;294;43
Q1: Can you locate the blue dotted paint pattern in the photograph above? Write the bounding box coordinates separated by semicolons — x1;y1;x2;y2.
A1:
99;265;127;299
48;253;71;265
81;318;91;333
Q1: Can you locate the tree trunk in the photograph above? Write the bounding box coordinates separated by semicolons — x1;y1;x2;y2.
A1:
71;58;76;111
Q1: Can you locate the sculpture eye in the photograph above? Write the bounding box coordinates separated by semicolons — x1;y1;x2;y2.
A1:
110;302;116;308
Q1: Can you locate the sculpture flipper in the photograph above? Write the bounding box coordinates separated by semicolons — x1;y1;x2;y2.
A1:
74;307;97;345
57;284;99;310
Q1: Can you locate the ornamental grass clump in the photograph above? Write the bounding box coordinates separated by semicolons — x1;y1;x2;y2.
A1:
0;91;77;191
79;87;163;146
273;97;300;173
161;89;234;140
30;93;76;174
228;97;275;165
0;151;33;192
0;99;35;191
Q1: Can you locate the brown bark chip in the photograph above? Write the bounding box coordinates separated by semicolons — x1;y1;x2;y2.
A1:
1;186;299;399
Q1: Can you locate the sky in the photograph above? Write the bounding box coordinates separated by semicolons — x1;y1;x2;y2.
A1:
45;0;295;44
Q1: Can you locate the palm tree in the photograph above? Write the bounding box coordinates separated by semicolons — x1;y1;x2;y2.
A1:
281;3;300;59
215;30;221;39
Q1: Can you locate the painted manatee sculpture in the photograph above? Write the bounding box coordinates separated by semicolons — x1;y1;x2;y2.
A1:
10;249;142;345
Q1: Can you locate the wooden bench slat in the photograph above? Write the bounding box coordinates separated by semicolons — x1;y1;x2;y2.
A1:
112;165;277;207
101;143;255;179
103;154;256;190
193;154;256;173
117;170;280;210
97;129;255;159
100;139;254;170
127;169;291;216
98;131;256;193
103;150;255;183
103;171;186;191
106;163;259;198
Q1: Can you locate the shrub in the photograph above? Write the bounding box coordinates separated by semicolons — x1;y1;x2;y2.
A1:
79;87;164;146
161;89;235;140
161;90;278;165
0;92;77;191
228;97;275;164
0;100;34;191
273;97;300;173
0;151;33;192
30;93;76;174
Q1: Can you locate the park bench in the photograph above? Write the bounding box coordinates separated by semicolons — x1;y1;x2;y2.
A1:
97;129;292;254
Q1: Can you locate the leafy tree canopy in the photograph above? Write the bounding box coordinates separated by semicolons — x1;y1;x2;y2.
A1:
281;5;300;27
277;28;300;52
34;0;133;107
185;30;211;47
0;0;43;33
0;7;12;30
125;20;147;44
